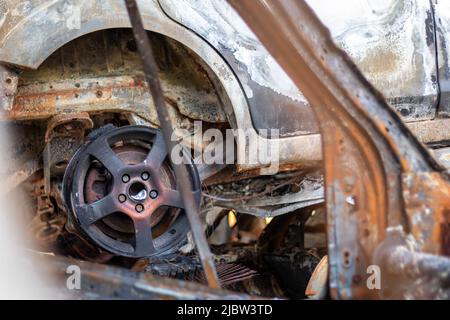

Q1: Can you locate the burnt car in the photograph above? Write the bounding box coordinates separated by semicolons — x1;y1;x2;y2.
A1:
0;0;449;299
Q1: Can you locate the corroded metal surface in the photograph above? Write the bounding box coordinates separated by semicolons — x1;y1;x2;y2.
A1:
3;28;227;124
159;0;318;136
373;227;450;299
0;0;321;172
42;254;259;299
1;0;450;300
229;0;450;299
162;0;442;132
1;0;450;175
402;172;450;254
0;65;18;111
308;0;439;120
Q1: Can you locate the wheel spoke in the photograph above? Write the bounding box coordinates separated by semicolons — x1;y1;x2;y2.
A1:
160;188;184;209
144;131;167;170
88;137;124;176
133;217;155;255
77;194;117;226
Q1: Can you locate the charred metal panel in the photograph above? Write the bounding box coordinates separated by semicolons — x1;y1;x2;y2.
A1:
5;30;227;124
308;0;439;121
434;0;450;117
160;0;439;132
1;0;446;173
158;0;319;136
0;0;325;171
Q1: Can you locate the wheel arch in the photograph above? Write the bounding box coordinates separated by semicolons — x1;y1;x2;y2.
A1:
0;0;322;171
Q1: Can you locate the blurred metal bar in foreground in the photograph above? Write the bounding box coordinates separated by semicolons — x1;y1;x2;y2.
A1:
124;0;219;288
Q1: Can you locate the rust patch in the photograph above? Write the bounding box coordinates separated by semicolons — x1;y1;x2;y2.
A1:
403;172;450;254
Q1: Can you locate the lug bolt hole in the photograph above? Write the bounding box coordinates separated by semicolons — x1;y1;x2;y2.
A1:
141;171;150;180
122;174;130;183
149;190;158;199
118;194;127;203
135;204;144;213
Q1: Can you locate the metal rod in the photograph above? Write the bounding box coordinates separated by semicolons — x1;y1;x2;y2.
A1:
124;0;220;288
385;246;450;287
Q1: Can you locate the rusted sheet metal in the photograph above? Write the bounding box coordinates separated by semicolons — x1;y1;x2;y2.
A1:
5;75;158;122
43;255;260;299
384;247;450;299
2;0;449;175
402;172;450;254
0;0;247;132
228;0;450;299
5;27;227;124
6;75;224;124
5;72;450;174
159;0;318;136
308;0;439;121
0;0;187;69
0;0;323;172
373;227;450;299
162;0;440;135
434;0;450;117
0;0;243;126
0;65;18;111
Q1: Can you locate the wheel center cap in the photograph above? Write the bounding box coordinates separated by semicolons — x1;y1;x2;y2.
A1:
128;181;148;201
131;189;147;201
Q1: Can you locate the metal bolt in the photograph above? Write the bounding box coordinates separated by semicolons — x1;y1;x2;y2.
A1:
135;204;144;213
122;174;130;183
149;190;158;199
118;194;127;203
141;172;150;180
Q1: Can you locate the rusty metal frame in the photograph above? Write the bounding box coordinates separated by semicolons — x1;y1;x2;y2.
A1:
36;254;257;299
229;0;450;299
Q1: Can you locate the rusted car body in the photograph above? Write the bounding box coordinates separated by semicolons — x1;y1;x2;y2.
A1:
2;0;450;170
0;0;449;299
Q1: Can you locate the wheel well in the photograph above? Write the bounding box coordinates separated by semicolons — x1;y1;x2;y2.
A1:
16;28;233;127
